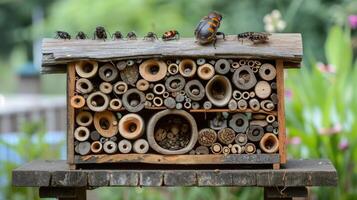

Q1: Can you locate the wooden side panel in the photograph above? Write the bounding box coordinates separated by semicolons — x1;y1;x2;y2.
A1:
276;60;286;164
67;64;75;167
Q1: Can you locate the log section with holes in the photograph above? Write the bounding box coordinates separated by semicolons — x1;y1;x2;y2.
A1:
42;34;302;169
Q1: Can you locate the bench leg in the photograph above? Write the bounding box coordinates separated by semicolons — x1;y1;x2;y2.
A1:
39;187;86;200
264;187;308;200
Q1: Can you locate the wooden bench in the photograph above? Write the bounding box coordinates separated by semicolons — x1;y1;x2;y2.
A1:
12;159;337;200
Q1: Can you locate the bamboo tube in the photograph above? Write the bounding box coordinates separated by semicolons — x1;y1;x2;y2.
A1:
211;143;222;154
242;91;250;100
136;79;150;91
235;133;248;146
164;97;176;109
113;81;128;95
94;111;118;138
127;60;135;66
99;63;119;82
76;111;93;127
133;139;149;154
196;58;206;65
182;101;191;109
273;128;279;135
198;128;217;146
261;100;275;111
168;63;179;75
76;78;93;94
109;99;122;111
214;59;230;75
146;93;154;101
249;98;260;111
197;63;215;80
119;113;144;140
153;97;163;107
118;139;132;153
91;141;103;154
229;113;249;132
259;63;276;81
86;91;109;112
244;143;256;154
266;115;276;123
139;59;167;82
74;126;90;141
247;125;264;142
153;84;165;95
165;75;186;92
249;91;256;98
75;141;91;155
75;61;98;78
163;92;170;98
255;81;272;99
222;146;231;155
147;109;198;155
195;146;209;155
232;65;257;90
237;99;248;110
122;89;145;112
259;133;279;153
178;59;197;77
99;137;108;144
228;99;238;111
217;128;235;144
231;144;243;154
175;94;185;103
103;140;118;154
185;80;205;101
232;90;242;101
70;95;85;109
99;82;113;94
205;75;232;107
120;64;139;86
231;62;239;69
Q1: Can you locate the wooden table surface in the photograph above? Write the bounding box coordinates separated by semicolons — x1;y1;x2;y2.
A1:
13;159;337;187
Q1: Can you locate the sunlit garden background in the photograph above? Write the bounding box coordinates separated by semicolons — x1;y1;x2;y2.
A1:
1;0;357;199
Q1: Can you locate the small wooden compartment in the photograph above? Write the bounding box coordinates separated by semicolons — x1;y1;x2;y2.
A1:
41;34;302;169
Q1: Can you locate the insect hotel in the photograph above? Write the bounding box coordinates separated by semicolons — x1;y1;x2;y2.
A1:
41;34;302;169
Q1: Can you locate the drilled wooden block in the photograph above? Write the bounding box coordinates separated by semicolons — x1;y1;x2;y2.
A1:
139;171;164;186
164;171;196;186
110;172;139;186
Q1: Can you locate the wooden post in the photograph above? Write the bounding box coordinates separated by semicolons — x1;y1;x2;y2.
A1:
67;64;76;170
276;59;286;165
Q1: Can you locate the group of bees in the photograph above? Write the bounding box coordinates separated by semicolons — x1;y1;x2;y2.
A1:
55;11;270;47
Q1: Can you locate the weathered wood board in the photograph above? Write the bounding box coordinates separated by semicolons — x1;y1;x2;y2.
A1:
12;159;337;187
41;34;302;73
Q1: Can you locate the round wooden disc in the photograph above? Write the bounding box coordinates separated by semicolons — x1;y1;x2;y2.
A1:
94;111;118;138
254;81;272;99
139;59;167;82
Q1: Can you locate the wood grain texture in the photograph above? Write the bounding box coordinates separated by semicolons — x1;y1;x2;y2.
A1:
41;34;302;73
75;153;279;165
67;64;75;167
276;60;287;164
12;159;337;187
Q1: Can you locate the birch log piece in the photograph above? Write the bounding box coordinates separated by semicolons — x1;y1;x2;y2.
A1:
198;128;217;146
139;59;167;82
118;139;132;153
185;80;205;101
217;128;236;145
74;126;90;141
165;75;185;92
147;109;197;155
75;61;98;78
99;82;113;94
195;146;210;155
247;125;264;142
168;63;179;75
86;91;109;112
109;99;122;111
232;65;257;90
122;88;145;112
103;140;118;154
76;111;93;127
70;95;85;109
178;59;197;78
133;139;149;154
255;81;272;99
244;143;256;154
113;81;128;95
94;111;118;138
228;99;238;111
229;113;249;132
260;133;279;153
136;79;150;91
164;97;176;109
259;63;276;81
205;75;232;107
76;78;93;94
91;141;103;154
118;113;144;140
98;63;119;82
120;64;139;86
235;133;248;146
197;63;215;80
75;141;91;155
214;59;230;75
211;143;223;154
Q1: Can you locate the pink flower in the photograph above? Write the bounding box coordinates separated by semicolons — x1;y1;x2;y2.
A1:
285;89;292;100
338;138;349;151
317;62;336;74
318;123;342;135
289;136;301;145
348;15;357;29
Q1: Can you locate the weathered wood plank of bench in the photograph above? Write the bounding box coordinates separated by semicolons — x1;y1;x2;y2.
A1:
41;33;302;73
13;159;337;187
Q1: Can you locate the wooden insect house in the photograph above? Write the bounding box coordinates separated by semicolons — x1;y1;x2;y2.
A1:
42;34;302;169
